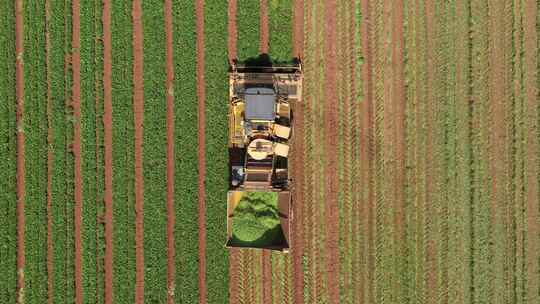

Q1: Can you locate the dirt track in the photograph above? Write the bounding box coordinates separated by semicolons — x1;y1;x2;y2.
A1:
228;0;237;61
259;0;269;54
102;1;114;303
72;0;83;302
15;0;25;302
164;1;175;303
195;0;207;303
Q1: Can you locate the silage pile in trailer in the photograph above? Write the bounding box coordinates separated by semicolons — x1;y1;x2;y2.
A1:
231;192;286;248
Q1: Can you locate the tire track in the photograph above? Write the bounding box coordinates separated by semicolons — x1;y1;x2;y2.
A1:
102;0;114;302
259;0;268;53
195;0;207;302
291;0;305;300
71;0;83;302
132;1;145;303
15;0;25;302
262;251;272;304
164;1;175;303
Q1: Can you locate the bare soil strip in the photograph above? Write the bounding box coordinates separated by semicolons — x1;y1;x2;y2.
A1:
102;1;114;303
45;1;54;302
164;0;175;303
259;0;269;53
524;0;539;299
323;1;339;303
292;0;303;58
71;0;83;302
132;1;145;303
15;0;25;302
262;251;272;303
228;0;237;61
195;0;207;303
228;248;240;304
360;0;374;302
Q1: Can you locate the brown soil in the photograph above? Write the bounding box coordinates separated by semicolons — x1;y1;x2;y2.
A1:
259;0;269;54
323;1;339;303
15;0;25;302
292;0;303;58
524;0;539;297
360;0;374;302
283;255;290;303
195;1;207;303
72;0;83;303
164;1;175;303
228;0;237;61
102;0;114;303
132;1;145;303
45;1;54;303
291;0;304;302
261;251;272;304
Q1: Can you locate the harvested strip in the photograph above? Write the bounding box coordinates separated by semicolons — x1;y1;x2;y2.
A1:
102;0;114;303
259;0;269;53
15;0;25;302
71;0;83;302
195;0;207;303
323;0;340;303
523;0;539;300
45;0;54;302
164;0;175;303
132;0;145;303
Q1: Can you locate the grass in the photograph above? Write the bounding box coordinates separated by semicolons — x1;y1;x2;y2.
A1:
142;1;168;302
24;0;49;302
204;1;230;303
0;0;17;302
173;1;200;303
112;1;136;303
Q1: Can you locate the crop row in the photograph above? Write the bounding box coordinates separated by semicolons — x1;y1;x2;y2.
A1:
0;1;17;302
268;0;292;61
141;1;168;302
204;1;230;303
80;0;102;303
237;0;259;61
23;0;49;303
173;0;200;303
111;1;136;303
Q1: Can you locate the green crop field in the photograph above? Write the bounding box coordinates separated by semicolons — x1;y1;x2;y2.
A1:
0;1;539;304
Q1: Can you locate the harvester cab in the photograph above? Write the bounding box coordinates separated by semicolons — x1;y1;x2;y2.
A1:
226;61;302;252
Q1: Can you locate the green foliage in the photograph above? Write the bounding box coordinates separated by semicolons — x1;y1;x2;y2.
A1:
173;1;200;303
204;1;230;302
0;1;16;302
268;0;292;61
142;1;168;302
111;2;136;303
80;0;101;303
231;192;285;247
237;0;260;60
23;1;49;302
